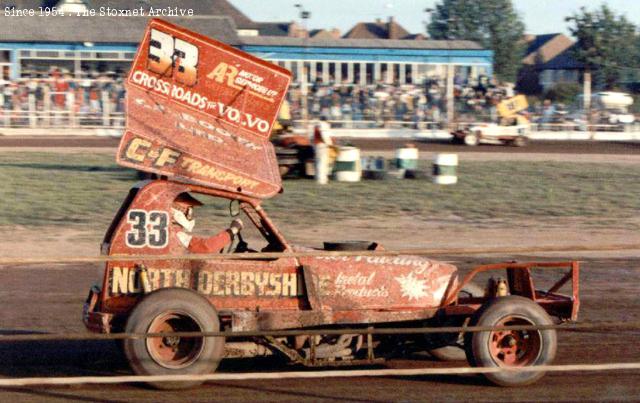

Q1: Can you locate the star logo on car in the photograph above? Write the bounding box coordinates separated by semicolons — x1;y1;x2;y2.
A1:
395;272;428;301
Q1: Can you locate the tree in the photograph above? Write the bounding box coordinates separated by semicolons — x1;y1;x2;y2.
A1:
566;5;639;90
427;0;525;82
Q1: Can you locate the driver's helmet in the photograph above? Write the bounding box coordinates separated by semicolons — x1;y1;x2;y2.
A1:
171;193;202;232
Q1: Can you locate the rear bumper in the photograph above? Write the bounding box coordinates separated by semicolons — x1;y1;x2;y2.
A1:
443;261;580;321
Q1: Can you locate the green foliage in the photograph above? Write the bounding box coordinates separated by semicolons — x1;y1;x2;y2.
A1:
566;5;639;89
427;0;525;82
543;83;582;104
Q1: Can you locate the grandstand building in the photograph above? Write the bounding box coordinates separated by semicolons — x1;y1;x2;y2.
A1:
0;0;493;84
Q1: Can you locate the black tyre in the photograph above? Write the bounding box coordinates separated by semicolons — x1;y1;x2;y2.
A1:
426;282;484;361
123;288;225;390
465;296;556;387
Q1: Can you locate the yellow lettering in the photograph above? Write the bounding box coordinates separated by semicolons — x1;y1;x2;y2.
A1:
111;267;129;294
160;269;173;288
128;268;140;293
213;271;225;296
282;273;297;297
147;269;161;291
255;272;269;296
176;270;191;288
197;271;212;294
240;272;255;296
154;148;180;167
207;62;239;87
268;273;282;296
125;138;150;162
226;271;240;296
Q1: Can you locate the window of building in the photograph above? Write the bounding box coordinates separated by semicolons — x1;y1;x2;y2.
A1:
96;52;119;59
35;51;61;58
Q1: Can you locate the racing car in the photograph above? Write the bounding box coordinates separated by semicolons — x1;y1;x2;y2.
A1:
82;19;580;389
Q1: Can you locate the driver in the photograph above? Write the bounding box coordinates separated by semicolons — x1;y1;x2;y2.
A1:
171;193;243;253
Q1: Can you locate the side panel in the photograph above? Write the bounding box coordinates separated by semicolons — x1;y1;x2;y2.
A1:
300;255;457;311
101;180;305;316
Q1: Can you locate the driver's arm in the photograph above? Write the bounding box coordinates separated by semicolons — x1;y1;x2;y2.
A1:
188;219;243;253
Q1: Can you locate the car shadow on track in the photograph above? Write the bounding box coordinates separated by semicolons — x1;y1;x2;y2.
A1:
0;337;129;378
0;386;128;403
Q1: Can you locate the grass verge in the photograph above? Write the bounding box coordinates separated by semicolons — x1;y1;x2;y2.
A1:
0;152;638;229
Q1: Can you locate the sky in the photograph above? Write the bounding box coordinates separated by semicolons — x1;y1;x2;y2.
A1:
228;0;640;37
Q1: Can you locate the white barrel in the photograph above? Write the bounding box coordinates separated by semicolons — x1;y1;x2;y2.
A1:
395;146;419;170
433;153;458;185
334;146;362;182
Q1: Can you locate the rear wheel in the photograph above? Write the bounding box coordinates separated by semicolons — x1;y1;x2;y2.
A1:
464;133;479;146
465;296;556;386
123;288;224;389
512;136;528;147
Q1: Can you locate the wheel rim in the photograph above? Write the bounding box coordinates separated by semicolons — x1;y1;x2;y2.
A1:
146;311;205;369
487;316;541;367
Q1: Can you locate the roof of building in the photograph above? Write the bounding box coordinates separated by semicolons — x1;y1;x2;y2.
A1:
309;29;340;40
522;33;574;65
240;35;484;50
523;34;557;55
542;44;583;70
0;15;240;44
256;22;291;37
343;18;414;40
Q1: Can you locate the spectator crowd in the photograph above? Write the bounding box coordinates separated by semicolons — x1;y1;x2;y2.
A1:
0;68;125;127
1;67;631;130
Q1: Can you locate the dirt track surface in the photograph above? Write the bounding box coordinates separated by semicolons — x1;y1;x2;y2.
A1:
0;136;638;401
0;135;639;155
0;256;638;402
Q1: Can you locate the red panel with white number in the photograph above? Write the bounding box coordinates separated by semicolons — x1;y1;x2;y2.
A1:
117;18;291;198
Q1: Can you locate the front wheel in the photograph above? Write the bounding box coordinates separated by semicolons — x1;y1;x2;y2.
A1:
123;288;225;389
465;296;556;386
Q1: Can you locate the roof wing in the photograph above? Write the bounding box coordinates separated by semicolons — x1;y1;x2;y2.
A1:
117;18;291;199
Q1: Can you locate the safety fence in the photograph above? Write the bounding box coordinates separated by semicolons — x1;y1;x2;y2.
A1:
1;320;639;342
0;243;638;388
293;119;638;133
1;242;638;266
1;363;639;387
1;111;637;133
0;321;638;387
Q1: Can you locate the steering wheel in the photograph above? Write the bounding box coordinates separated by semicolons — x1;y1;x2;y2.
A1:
224;222;249;254
225;226;240;254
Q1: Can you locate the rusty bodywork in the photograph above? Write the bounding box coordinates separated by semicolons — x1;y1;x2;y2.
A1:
83;177;580;360
82;19;580;387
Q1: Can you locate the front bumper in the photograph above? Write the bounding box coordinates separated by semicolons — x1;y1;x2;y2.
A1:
82;285;114;333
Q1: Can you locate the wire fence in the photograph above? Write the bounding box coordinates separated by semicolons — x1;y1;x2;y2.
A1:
1;320;639;343
1;242;638;266
1;362;639;387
